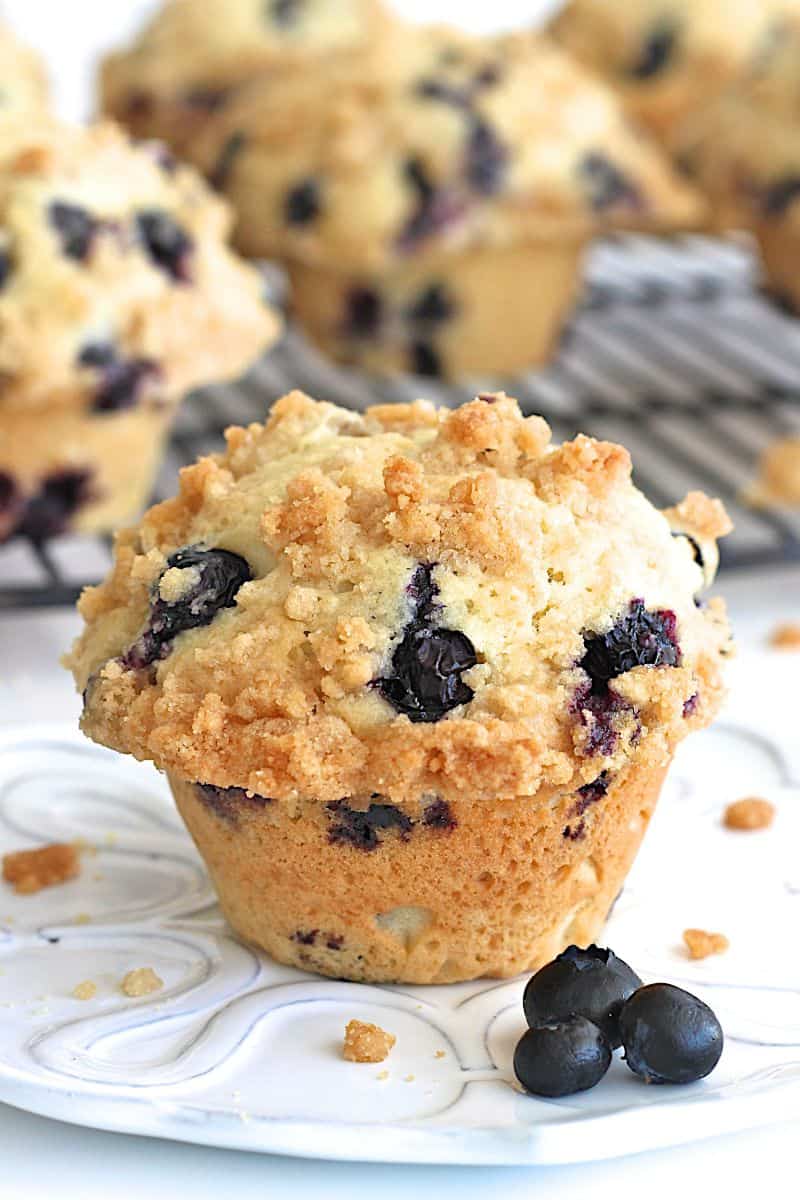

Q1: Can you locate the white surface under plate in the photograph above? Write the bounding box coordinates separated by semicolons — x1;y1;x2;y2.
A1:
0;697;798;1166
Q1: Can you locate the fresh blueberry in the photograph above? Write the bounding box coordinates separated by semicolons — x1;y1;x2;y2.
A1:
285;178;321;225
123;545;252;669
762;175;800;217
17;469;94;542
579;153;641;213
514;1016;612;1097
49;201;99;261
210;131;247;191
407;282;455;325
629;24;677;79
377;564;475;722
619;983;724;1084
327;800;413;851
136;210;194;282
523;944;642;1049
464;116;507;195
344;287;383;337
409;340;442;377
580;599;680;692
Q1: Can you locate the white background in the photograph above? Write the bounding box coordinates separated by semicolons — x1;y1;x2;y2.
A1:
0;3;796;1198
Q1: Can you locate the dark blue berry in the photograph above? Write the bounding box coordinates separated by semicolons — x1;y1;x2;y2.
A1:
327;800;413;851
619;983;724;1084
414;77;469;107
49;201;99;261
0;248;12;287
573;772;610;816
465;117;507;195
136;210;194;282
285;179;321;225
196;782;272;824
16;469;94;542
78;342;117;368
629;25;677;79
344;287;383;337
579;153;641;213
422;798;456;830
571;684;627;756
124;546;252;669
523;944;641;1049
409;340;442;377
0;470;22;540
762;175;800;217
580;599;680;693
514;1016;612;1097
268;0;302;24
79;345;160;413
291;929;318;946
407;282;455;325
210;131;247;191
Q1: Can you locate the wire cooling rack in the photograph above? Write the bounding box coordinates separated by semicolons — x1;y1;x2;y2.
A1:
3;233;800;611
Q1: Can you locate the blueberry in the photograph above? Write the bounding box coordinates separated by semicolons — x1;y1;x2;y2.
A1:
0;248;12;287
344;287;383;337
78;341;117;368
291;929;318;946
327;800;413;851
268;0;302;25
196;782;272;825
579;153;641;214
124;546;252;669
136;210;194;282
523;944;642;1049
422;798;456;830
629;24;677;79
406;282;455;325
580;599;680;692
210;131;247;191
619;983;724;1084
49;201;98;261
414;78;468;107
514;1016;612;1097
571;684;627;756
396;158;467;252
409;340;442;377
762;175;800;217
16;469;94;542
573;772;610;815
285;179;321;225
464;116;507;195
79;345;160;412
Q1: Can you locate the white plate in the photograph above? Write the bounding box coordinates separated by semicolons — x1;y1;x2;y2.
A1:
1;700;799;1165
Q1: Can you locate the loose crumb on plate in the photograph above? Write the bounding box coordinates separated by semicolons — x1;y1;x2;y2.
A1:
746;437;800;507
723;797;776;831
121;967;163;997
71;980;97;1001
2;843;80;894
683;929;730;960
434;1049;447;1059
769;622;800;651
343;1019;396;1063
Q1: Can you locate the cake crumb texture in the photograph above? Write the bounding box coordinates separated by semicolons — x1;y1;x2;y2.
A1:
343;1019;396;1063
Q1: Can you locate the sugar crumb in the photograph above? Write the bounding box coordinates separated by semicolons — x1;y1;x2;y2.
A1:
404;1074;415;1082
72;980;97;1001
2;843;80;895
770;622;800;651
434;1049;447;1059
376;1069;390;1081
343;1018;396;1063
121;967;163;997
682;929;729;960
723;797;775;831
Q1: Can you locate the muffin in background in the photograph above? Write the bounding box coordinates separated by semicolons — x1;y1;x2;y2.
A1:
68;391;732;984
194;25;702;379
100;0;392;163
0;21;50;124
0;120;280;543
548;0;788;144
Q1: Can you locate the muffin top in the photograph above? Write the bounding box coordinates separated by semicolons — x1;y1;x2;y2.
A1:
0;119;280;414
548;0;787;141
69;391;732;806
195;25;702;271
0;22;50;123
100;0;390;156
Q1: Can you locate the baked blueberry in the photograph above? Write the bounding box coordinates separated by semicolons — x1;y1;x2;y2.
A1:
268;0;302;25
49;201;99;261
573;772;610;815
465;116;507;195
523;944;641;1048
514;1016;612;1097
580;599;680;692
344;287;383;337
619;983;723;1084
124;545;252;669
17;469;94;542
327;800;413;850
572;684;627;756
410;340;443;378
407;282;455;325
285;178;321;225
0;248;12;287
579;153;641;213
196;782;272;824
422;798;457;830
629;24;677;79
136;210;194;282
84;351;160;413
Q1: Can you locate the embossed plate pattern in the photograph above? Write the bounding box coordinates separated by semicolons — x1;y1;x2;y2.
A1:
1;686;799;1164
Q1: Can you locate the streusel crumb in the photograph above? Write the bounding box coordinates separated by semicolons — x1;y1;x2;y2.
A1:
72;980;97;1000
343;1019;396;1063
770;623;800;651
723;797;775;831
2;843;80;894
683;929;730;960
121;966;163;997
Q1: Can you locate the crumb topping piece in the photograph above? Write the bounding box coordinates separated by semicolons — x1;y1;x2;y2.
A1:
770;622;800;651
682;928;729;960
343;1018;396;1063
723;797;775;832
2;843;80;894
121;966;163;997
72;980;97;1000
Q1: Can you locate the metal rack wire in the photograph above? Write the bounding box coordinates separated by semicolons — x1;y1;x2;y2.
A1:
2;233;800;610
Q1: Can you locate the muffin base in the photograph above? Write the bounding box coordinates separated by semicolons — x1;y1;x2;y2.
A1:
0;404;172;542
169;759;666;985
286;241;584;380
756;225;800;317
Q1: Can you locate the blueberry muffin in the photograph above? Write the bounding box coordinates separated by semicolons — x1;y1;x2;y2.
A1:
195;26;701;379
99;0;391;163
67;391;732;984
0;21;50;123
548;0;787;143
0;120;280;543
